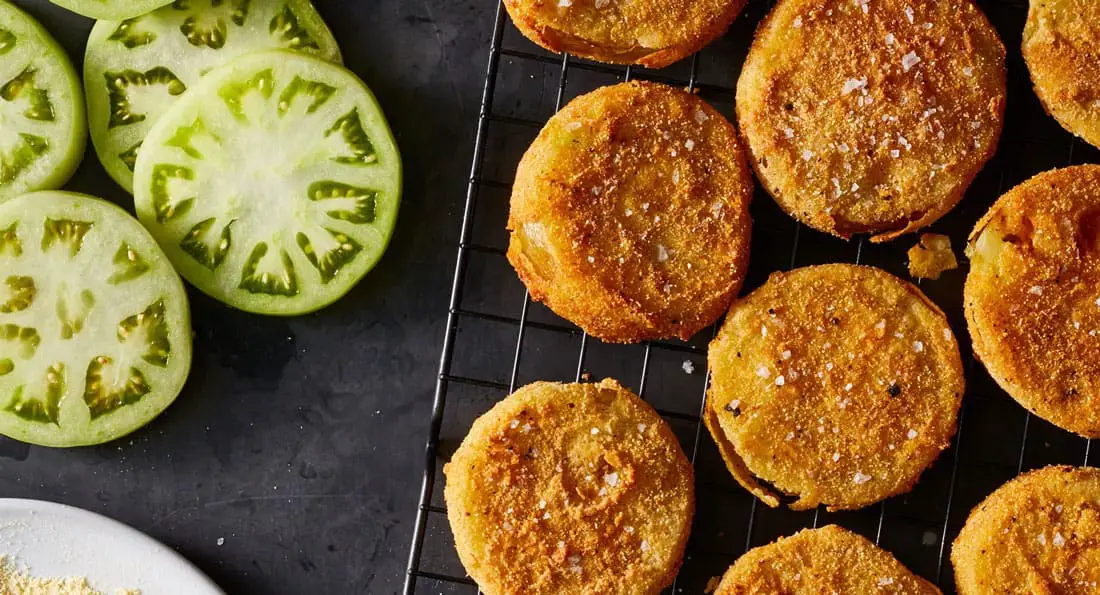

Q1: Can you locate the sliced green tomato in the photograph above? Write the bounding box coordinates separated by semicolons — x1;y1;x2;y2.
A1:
0;191;192;447
49;0;173;21
133;50;401;315
84;0;342;193
0;1;86;201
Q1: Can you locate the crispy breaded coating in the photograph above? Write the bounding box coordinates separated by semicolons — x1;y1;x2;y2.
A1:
736;0;1005;242
908;233;959;280
952;465;1100;594
507;81;753;344
502;0;746;68
705;264;964;510
1023;0;1100;149
716;525;941;594
444;379;694;595
965;165;1100;437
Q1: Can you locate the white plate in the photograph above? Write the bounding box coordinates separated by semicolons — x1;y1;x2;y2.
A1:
0;498;223;594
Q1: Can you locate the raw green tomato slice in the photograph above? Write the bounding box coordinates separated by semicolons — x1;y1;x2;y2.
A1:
84;0;342;193
49;0;173;21
134;50;401;315
0;0;86;201
0;191;192;447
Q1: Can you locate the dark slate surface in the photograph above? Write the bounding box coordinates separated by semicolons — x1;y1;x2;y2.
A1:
0;1;493;593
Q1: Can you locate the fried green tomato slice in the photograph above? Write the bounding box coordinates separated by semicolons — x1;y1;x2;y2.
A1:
737;0;1005;242
507;81;753;344
0;0;85;201
133;50;400;315
503;0;746;68
0;191;191;447
705;264;964;510
85;0;342;193
716;525;941;594
965;165;1100;438
50;0;173;20
952;466;1100;594
1023;0;1100;149
444;379;694;595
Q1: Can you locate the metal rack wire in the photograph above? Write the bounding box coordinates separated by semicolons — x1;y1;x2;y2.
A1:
404;1;1100;593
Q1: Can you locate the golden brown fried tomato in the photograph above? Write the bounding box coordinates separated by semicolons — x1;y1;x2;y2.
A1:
444;379;694;595
965;166;1100;438
502;0;746;68
1023;0;1100;149
508;81;753;344
716;525;941;594
736;0;1005;242
705;264;964;510
952;466;1100;594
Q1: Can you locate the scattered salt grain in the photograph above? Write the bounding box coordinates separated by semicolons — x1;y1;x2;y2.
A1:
1053;532;1066;547
913;340;924;353
776;375;786;387
590;427;599;435
682;360;695;375
793;15;803;28
845;383;853;391
566;121;582;131
695;110;709;123
907;429;918;439
802;149;814;161
510;420;520;429
757;365;771;378
842;78;868;95
1029;286;1043;295
587;256;595;263
558;0;571;6
640;540;650;552
782;350;792;360
832;452;840;462
885;32;895;45
784;127;795;138
684;139;695;151
761;325;768;337
963;66;974;76
1038;532;1047;546
217;537;225;546
785;432;795;441
638;423;646;433
604;472;619;487
901;51;920;72
853;472;873;484
904;5;914;22
657;244;669;262
879;577;895;586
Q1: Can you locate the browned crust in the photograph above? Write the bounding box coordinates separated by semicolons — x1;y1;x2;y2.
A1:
444;379;695;595
502;0;747;68
964;165;1100;438
952;465;1100;594
736;0;1006;242
1022;0;1100;149
706;264;964;511
716;525;942;594
507;81;754;343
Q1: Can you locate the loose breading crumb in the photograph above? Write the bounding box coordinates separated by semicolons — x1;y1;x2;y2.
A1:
908;233;958;280
0;556;139;595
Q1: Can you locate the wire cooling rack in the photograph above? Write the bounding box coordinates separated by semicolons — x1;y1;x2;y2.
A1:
404;0;1100;593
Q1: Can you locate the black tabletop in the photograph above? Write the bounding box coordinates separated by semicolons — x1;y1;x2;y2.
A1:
0;1;493;592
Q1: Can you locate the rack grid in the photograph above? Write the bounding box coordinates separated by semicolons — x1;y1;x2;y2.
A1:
404;1;1100;592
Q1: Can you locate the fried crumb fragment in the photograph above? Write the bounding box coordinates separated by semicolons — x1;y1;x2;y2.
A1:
908;233;958;280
